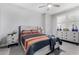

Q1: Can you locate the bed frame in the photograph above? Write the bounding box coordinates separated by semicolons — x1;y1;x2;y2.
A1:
18;26;60;55
18;26;46;54
18;26;43;42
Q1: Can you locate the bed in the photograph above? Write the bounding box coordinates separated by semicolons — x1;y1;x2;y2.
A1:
18;26;62;55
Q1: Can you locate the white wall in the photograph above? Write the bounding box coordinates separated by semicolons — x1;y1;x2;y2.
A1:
51;15;57;35
51;6;79;36
44;14;52;35
41;14;46;33
0;4;44;39
0;6;2;39
56;7;79;30
0;3;59;40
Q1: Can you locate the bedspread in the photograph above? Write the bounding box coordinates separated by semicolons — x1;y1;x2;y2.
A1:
24;35;49;54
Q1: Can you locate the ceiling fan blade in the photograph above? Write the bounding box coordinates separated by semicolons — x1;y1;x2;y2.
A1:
39;5;46;8
39;4;49;8
53;4;60;7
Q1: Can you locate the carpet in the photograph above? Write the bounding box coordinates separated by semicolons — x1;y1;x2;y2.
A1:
49;48;65;55
9;45;64;55
9;45;25;55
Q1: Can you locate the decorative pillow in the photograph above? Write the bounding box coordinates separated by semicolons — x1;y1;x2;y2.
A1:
31;30;41;34
21;29;42;36
21;30;32;35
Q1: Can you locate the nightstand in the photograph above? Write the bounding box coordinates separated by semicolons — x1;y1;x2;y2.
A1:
7;32;18;47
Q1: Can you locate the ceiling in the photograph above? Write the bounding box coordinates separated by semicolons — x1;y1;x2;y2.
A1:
11;3;79;15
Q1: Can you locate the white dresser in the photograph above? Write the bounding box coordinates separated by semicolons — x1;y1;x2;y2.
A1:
0;33;18;47
7;34;18;45
56;31;79;43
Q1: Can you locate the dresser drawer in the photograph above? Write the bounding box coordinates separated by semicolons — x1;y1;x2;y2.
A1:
57;31;79;43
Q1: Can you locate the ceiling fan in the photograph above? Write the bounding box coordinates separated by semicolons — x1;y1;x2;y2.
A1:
38;3;60;11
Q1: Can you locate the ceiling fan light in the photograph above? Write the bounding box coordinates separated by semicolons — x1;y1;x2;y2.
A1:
48;4;52;8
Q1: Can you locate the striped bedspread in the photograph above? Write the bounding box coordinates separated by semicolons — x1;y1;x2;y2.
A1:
24;35;49;54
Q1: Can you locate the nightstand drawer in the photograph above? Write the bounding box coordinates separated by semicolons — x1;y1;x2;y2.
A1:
7;35;18;45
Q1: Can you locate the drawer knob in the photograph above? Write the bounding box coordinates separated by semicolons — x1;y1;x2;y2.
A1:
65;38;67;39
73;33;75;34
73;36;76;38
12;38;14;40
73;39;76;41
66;35;67;37
12;41;14;43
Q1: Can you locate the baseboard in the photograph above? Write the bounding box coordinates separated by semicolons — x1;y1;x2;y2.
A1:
8;43;18;47
61;39;79;45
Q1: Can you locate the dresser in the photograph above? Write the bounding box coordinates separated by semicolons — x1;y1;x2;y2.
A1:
0;32;18;47
7;32;18;46
56;31;79;43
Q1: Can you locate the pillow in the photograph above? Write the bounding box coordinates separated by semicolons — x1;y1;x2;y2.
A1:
21;30;32;35
21;29;42;36
31;30;41;34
